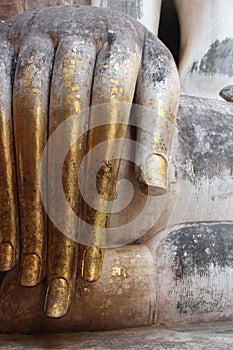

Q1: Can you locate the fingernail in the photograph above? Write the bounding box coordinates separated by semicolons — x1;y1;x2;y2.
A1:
0;243;14;271
45;278;69;318
146;153;167;195
81;247;104;282
20;254;41;287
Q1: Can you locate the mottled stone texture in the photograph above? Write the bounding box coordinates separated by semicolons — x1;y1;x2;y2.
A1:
148;223;233;325
0;245;157;333
0;0;91;20
175;96;233;181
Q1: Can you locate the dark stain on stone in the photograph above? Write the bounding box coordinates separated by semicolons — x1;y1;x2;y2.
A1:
190;61;198;73
216;329;233;334
168;223;233;314
190;38;233;76
170;223;233;279
107;30;116;47
100;0;143;20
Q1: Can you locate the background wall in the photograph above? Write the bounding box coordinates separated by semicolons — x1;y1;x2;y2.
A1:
0;0;91;20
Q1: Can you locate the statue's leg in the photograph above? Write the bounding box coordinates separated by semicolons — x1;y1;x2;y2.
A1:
13;35;54;286
174;0;233;99
45;36;97;318
0;41;19;271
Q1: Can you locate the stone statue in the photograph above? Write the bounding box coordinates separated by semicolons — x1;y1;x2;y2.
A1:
0;1;233;334
0;4;179;321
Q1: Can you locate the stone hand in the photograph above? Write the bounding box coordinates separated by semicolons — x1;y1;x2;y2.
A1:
0;5;179;318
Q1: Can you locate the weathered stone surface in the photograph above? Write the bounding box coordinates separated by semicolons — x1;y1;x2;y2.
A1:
175;96;233;181
26;0;70;11
1;223;233;333
174;0;233;99
148;223;233;325
73;0;90;4
0;322;233;349
110;95;233;242
92;0;162;36
25;0;91;11
136;95;233;242
0;245;156;333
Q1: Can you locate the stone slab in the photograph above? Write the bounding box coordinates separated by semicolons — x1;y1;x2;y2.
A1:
0;321;233;349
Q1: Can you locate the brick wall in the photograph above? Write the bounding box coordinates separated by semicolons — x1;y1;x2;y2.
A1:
0;0;91;20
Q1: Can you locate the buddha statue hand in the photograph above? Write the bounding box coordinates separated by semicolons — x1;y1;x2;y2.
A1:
0;5;179;318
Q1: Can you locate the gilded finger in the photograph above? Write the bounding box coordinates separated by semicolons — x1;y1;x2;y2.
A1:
0;40;19;271
80;22;144;282
45;36;97;318
13;35;54;286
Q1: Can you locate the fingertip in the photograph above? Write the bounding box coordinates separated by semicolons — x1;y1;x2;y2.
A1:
0;242;14;271
45;278;70;318
137;153;168;196
80;246;104;282
20;253;42;287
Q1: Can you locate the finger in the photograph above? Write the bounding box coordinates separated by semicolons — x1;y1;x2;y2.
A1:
45;36;97;318
0;40;19;271
80;18;144;282
13;35;54;286
135;31;180;195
